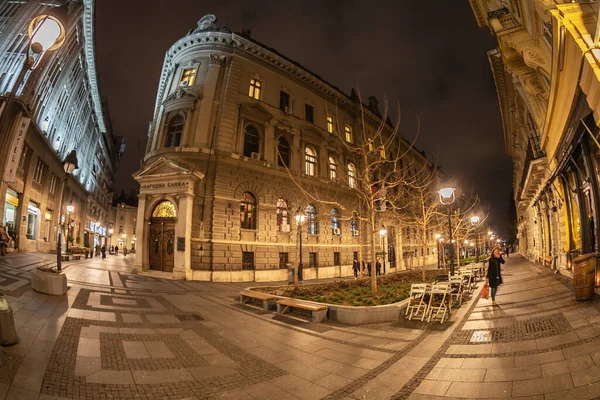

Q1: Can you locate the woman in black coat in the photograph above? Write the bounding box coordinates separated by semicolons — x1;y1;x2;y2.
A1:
486;247;505;306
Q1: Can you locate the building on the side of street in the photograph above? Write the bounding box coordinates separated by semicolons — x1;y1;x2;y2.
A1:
0;1;123;253
134;14;439;281
107;203;137;252
469;1;600;280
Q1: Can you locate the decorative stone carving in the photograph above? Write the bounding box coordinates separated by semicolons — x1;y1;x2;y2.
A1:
209;53;228;66
191;14;231;34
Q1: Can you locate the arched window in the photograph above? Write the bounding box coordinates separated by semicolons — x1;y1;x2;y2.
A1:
348;163;356;188
305;147;317;176
276;198;289;232
351;214;359;237
331;208;341;236
329;156;337;181
152;200;177;218
243;125;260;157
277;137;290;167
305;204;318;235
165;115;184;147
240;192;257;230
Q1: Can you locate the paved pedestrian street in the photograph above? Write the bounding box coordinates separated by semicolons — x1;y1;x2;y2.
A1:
2;254;600;399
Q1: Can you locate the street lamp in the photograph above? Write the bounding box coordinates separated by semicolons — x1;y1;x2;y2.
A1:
379;225;387;275
294;211;306;287
65;204;74;254
439;186;456;275
56;149;78;273
470;215;481;262
0;6;68;167
108;228;113;250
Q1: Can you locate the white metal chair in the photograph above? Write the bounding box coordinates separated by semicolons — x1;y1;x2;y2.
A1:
459;269;474;295
406;283;430;321
426;283;451;323
448;275;464;308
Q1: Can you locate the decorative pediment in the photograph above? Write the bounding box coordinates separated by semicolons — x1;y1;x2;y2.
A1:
163;87;200;113
133;157;204;182
239;102;273;124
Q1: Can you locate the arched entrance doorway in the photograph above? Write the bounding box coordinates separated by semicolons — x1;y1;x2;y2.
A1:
149;200;176;272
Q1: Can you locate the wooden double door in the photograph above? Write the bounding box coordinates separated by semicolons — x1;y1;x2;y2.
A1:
149;218;175;272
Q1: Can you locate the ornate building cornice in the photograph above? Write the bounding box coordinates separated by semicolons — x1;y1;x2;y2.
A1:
82;0;106;133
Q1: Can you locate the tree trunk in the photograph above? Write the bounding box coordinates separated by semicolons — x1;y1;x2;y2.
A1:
370;209;378;296
358;217;364;280
421;229;427;282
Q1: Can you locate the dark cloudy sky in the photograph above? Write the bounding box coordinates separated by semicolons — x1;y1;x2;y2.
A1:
95;1;513;237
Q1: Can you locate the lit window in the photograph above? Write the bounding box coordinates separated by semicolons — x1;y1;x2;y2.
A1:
329;156;337;181
305;147;317;176
306;204;318;235
165;115;184;147
180;68;196;86
331;208;341;236
249;78;262;100
240;192;257;230
327;116;334;133
243;125;260;157
277;137;290;167
351;215;359;237
348;163;356;188
276;198;289;232
345;126;353;143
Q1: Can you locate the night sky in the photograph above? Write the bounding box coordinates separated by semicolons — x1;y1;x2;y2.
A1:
95;1;513;237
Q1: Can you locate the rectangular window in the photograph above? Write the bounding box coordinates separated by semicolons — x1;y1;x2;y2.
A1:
279;91;290;112
180;68;196;86
249;78;261;100
309;252;317;268
334;252;341;266
33;159;45;183
327;116;334;133
242;252;255;270
18;145;30;170
119;225;123;234
49;174;58;194
279;252;289;269
305;104;314;123
345;126;353;143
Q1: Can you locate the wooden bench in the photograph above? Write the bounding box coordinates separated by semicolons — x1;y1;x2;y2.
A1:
276;298;328;323
239;290;277;311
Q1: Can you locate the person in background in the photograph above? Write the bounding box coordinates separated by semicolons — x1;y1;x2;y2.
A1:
115;246;119;256
486;247;505;306
367;260;372;277
101;245;106;259
0;225;8;256
352;257;360;279
375;258;382;276
123;247;128;258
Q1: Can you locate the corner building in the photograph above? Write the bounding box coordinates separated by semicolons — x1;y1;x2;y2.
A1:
0;1;122;253
135;15;437;281
470;1;600;285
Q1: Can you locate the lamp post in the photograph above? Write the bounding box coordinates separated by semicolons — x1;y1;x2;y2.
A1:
470;215;481;262
434;233;441;268
379;225;387;275
464;239;469;260
0;6;68;169
108;228;113;251
56;150;78;273
65;204;74;254
487;231;493;255
439;186;456;275
294;211;306;287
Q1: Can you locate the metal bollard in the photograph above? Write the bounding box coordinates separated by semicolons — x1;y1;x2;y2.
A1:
0;294;17;346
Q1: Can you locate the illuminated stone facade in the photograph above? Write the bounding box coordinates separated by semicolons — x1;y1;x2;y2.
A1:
0;1;122;253
135;15;438;281
470;0;600;279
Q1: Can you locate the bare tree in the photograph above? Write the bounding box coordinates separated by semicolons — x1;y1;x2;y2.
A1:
279;89;420;296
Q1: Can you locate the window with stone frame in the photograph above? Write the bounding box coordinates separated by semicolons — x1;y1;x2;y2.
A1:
279;252;289;269
32;159;46;184
331;208;341;236
279;91;290;112
334;252;341;266
165;115;184;147
242;252;255;270
305;204;318;235
327;116;334;133
305;147;317;176
277;136;290;167
180;68;196;87
18;145;30;170
329;156;337;181
249;78;262;100
305;104;314;123
309;252;318;268
243;125;260;157
344;125;353;143
348;163;356;188
276;198;290;232
351;215;359;237
240;192;257;230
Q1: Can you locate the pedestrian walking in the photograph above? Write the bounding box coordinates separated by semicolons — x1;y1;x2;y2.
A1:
505;246;510;258
367;260;372;277
486;247;505;306
115;246;119;256
0;225;8;256
375;258;382;276
101;246;106;259
123;247;128;258
352;258;360;279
